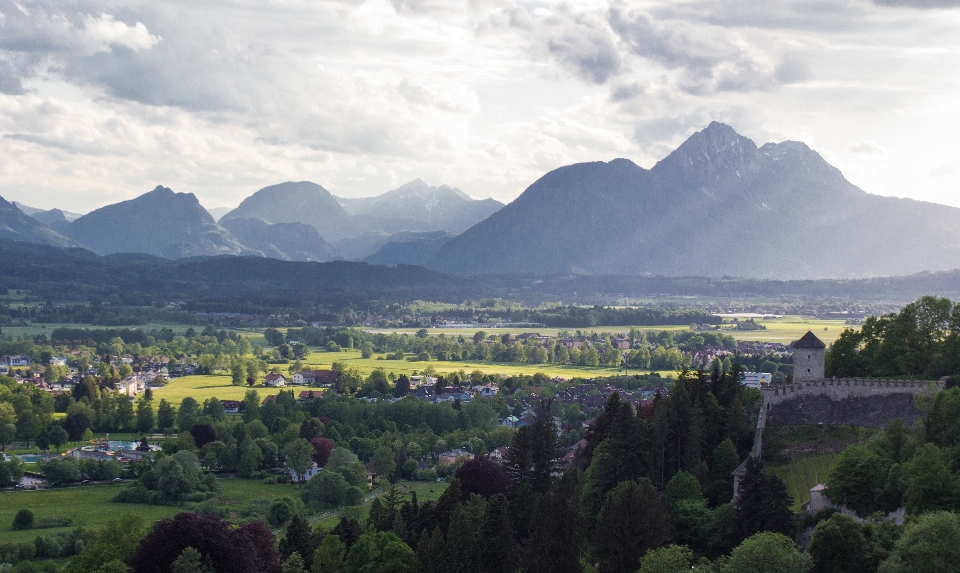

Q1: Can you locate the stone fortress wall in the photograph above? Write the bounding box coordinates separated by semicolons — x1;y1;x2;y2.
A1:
763;377;942;428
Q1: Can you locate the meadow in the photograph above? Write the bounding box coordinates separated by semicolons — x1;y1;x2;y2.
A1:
0;479;302;545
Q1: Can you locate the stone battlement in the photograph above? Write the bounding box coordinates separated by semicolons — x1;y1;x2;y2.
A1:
762;377;942;428
765;378;941;403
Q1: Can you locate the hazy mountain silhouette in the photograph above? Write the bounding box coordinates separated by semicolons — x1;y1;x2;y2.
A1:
431;122;960;279
363;231;455;266
220;181;357;242
65;186;254;258
337;179;503;235
0;196;82;248
219;217;340;262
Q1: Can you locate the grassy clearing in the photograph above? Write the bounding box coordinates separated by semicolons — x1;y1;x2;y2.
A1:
151;375;293;408
0;479;307;545
289;349;677;381
769;451;839;512
315;481;448;530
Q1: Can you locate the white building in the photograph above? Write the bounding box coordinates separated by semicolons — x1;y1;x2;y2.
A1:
265;373;286;387
741;372;772;388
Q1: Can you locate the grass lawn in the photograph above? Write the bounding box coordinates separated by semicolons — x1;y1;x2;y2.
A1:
152;375;294;408
0;478;307;545
289;349;678;381
769;451;839;511
366;316;855;346
314;480;448;530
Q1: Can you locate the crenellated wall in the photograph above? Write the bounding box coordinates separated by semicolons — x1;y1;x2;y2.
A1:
763;378;942;428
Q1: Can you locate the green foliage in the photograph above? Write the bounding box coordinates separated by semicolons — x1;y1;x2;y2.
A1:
639;545;696;573
904;443;958;514
808;513;873;573
11;509;33;531
593;479;674;573
735;458;794;541
722;532;803;573
878;511;960;573
825;445;889;516
344;532;421;573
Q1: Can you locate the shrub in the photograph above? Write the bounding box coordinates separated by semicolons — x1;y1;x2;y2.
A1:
35;515;72;529
12;509;34;531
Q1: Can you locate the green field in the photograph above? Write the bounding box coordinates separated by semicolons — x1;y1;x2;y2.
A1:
769;451;839;511
0;479;305;545
152;374;295;408
314;481;448;529
368;316;856;346
279;349;676;382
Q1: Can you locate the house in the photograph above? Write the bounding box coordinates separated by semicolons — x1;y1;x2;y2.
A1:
292;370;315;386
289;462;322;483
613;338;631;350
298;390;321;402
221;400;242;414
261;395;277;406
474;385;498;397
490;446;509;462
116;377;145;397
313;370;340;387
501;415;520;428
49;356;68;366
264;373;286;387
438;449;474;466
4;355;30;367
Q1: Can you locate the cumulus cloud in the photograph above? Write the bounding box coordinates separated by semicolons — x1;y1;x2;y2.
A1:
930;163;958;177
607;6;791;94
80;13;160;53
0;60;26;94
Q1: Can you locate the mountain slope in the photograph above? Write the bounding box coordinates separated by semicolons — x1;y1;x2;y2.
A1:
363;231;454;266
0;195;83;248
65;186;254;258
220;181;356;242
337;179;503;235
219;217;340;262
431;122;960;279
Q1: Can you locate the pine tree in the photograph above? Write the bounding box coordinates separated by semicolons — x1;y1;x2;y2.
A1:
522;471;585;573
478;494;517;573
279;514;313;569
593;479;674;573
735;457;794;541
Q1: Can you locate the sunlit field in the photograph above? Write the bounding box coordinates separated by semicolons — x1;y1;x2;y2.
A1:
152;374;294;408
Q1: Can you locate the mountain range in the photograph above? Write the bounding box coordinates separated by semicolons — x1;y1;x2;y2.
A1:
432;122;960;279
6;122;960;278
0;179;500;263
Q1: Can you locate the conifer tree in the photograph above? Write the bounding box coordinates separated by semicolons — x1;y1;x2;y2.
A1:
734;457;794;541
522;471;585;573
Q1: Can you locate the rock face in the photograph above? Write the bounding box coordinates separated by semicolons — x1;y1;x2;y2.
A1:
0;196;82;248
65;186;253;258
219;217;340;262
431;122;960;278
220;181;357;242
338;179;503;235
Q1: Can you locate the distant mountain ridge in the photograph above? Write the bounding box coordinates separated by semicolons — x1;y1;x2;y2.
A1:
0;196;82;249
337;179;504;235
431;122;960;279
64;186;254;258
219;217;340;262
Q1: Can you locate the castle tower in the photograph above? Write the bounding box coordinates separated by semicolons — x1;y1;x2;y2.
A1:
792;331;826;382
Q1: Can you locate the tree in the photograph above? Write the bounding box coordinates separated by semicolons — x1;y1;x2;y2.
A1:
394;375;411;398
282;553;306;573
279;514;313;568
177;397;200;432
286;438;314;484
264;328;285;346
521;472;585;573
191;423;217;448
238;438;263;478
371;447;396;481
639;545;696;573
135;396;155;434
734;457;794;541
12;508;34;530
344;532;421;573
878;511;960;573
157;399;176;433
825;445;889;516
905;443;958;514
64;411;92;442
171;547;209;573
722;532;802;573
808;513;872;573
454;456;511;501
0;422;15;452
128;512;281;573
593;479;674;573
48;424;68;451
310;437;336;467
242;390;261;423
313;535;347;573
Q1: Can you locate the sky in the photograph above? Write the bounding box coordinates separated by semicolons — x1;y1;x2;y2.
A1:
0;0;958;213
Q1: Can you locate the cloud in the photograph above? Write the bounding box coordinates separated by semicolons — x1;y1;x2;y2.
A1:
848;140;885;154
81;13;160;53
0;60;26;94
607;6;791;94
874;0;960;8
